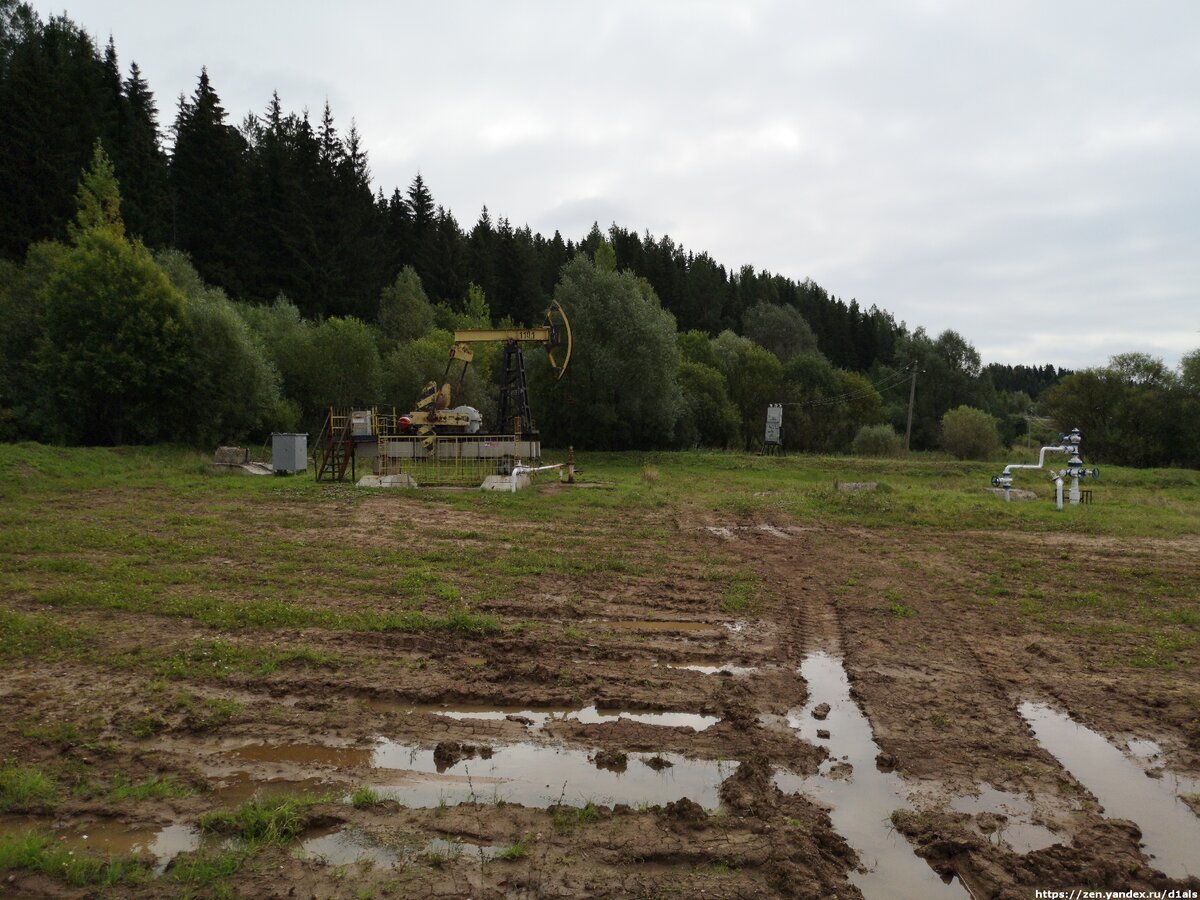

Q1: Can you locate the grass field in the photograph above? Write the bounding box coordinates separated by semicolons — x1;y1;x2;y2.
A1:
1;443;1197;897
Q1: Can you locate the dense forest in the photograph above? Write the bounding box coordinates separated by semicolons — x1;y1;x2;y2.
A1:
2;3;1197;466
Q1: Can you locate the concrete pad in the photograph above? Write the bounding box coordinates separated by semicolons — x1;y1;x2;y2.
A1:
357;474;418;488
481;474;531;492
837;481;877;492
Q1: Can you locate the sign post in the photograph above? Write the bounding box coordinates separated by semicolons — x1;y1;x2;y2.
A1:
764;403;784;455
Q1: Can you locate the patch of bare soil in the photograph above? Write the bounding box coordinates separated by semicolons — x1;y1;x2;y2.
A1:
3;492;1198;897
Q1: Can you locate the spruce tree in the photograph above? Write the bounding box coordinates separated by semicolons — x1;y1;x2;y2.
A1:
170;67;248;294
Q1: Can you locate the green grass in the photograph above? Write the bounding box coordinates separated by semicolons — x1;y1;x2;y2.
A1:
0;608;89;660
164;846;247;888
0;762;57;813
350;786;383;808
108;774;192;802
496;833;534;860
198;793;328;844
0;830;149;887
551;801;601;834
1;443;1197;689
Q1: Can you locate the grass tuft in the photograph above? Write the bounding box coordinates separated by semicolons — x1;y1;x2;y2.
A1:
198;793;327;844
0;830;148;887
0;762;57;813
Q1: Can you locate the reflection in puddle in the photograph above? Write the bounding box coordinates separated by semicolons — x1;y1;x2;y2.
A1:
226;740;735;809
366;702;720;731
1019;702;1200;880
664;663;759;677
948;786;1061;854
424;836;504;862
231;743;372;767
0;820;203;876
213;774;341;805
1125;738;1163;763
300;827;400;867
774;652;965;900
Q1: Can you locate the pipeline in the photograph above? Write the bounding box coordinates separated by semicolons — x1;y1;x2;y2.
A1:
511;462;563;493
991;428;1098;508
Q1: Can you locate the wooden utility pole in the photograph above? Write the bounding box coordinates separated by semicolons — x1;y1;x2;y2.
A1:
904;364;918;452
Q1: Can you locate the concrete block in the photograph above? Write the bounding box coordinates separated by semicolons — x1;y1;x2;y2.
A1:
357;474;418;488
481;474;531;492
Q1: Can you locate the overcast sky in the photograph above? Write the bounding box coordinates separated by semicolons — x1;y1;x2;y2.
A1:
42;1;1200;369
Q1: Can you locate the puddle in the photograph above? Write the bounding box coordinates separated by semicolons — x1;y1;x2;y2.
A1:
592;619;721;633
299;827;401;867
231;742;373;768
948;786;1061;854
666;663;758;676
365;702;719;731
424;836;504;862
1125;738;1163;763
228;740;735;809
0;819;204;875
1019;702;1200;880
213;774;342;805
774;652;966;900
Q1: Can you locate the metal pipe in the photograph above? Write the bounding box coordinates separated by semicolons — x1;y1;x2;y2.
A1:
511;463;563;493
1055;476;1064;510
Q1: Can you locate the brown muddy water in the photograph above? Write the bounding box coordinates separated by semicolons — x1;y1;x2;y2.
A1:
948;785;1062;854
0;819;205;875
1019;701;1200;880
227;739;736;809
774;652;967;900
364;701;720;731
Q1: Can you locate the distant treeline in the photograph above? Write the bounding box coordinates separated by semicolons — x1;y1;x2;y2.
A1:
3;3;1196;465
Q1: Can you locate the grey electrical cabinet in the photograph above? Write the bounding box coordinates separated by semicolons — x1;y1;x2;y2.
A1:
271;433;308;475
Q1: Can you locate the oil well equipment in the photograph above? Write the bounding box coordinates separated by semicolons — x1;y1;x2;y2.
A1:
313;301;572;488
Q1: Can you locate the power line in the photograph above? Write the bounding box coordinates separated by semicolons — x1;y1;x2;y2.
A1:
774;367;913;409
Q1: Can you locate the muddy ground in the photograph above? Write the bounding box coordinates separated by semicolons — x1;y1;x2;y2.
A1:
1;477;1199;898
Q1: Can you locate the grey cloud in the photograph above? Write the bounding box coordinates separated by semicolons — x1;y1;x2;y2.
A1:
40;0;1200;368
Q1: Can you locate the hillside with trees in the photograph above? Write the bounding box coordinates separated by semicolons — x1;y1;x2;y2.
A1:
2;3;1196;466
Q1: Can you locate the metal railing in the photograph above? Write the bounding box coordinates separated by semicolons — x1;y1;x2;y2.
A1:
375;434;513;486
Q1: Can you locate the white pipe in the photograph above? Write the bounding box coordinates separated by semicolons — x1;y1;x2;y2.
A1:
1002;445;1069;476
510;463;563;493
1055;477;1064;510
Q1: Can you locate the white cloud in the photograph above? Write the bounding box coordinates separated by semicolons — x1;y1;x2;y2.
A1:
40;0;1200;368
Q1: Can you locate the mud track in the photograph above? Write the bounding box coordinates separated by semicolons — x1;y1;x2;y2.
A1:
2;491;1198;898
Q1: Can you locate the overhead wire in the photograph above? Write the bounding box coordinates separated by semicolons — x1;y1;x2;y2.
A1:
774;366;914;409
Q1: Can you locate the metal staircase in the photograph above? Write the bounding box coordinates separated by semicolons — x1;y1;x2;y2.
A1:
314;408;356;482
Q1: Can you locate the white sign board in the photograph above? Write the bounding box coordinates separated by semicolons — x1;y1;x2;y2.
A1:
765;404;783;445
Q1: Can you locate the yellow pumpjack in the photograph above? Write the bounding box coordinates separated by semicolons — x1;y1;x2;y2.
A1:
406;300;572;443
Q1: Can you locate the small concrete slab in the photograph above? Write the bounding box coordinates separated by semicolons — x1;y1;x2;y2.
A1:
481;474;531;492
837;482;877;493
357;474;418;488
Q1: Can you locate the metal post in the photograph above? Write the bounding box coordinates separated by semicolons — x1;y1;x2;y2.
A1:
904;365;917;452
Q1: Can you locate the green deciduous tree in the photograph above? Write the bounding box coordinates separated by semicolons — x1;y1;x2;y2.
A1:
675;360;741;448
535;256;682;449
742;301;819;363
711;330;783;448
42;147;190;444
940;405;1000;460
852;423;904;457
156;249;286;443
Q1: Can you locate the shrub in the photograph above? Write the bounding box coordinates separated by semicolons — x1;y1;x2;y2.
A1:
940;405;1000;459
852;424;904;457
